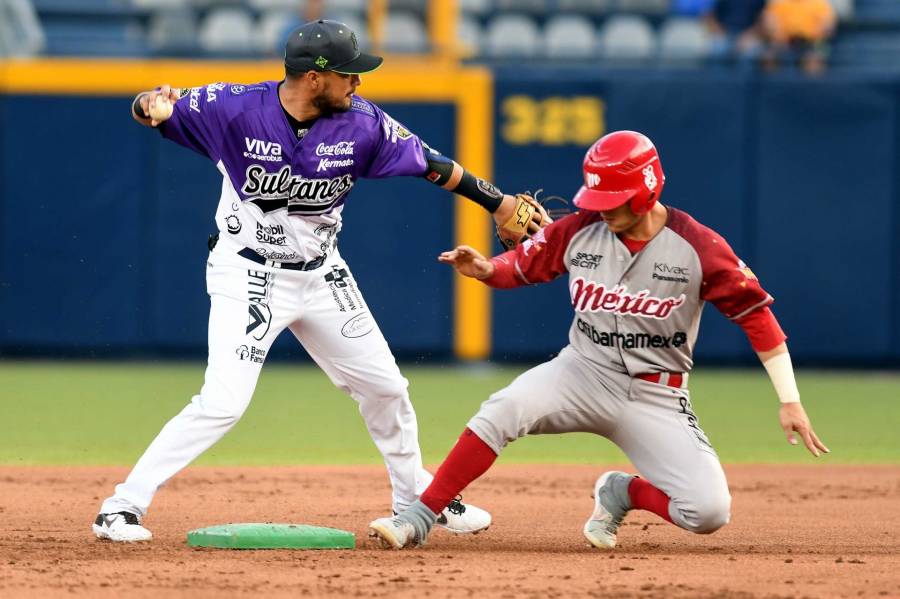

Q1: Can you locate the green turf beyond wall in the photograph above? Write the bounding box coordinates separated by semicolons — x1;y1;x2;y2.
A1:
1;362;897;465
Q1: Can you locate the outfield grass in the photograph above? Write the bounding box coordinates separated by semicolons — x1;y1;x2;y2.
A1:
1;362;897;465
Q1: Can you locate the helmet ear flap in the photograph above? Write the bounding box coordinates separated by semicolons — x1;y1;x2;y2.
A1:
629;191;655;215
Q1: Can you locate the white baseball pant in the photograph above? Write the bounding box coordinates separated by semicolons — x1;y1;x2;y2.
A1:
467;345;731;533
101;237;433;516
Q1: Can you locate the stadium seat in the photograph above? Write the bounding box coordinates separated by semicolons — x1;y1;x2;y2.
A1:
485;13;541;57
198;6;255;53
557;0;616;14
257;9;294;54
459;0;493;16
245;0;297;9
132;0;188;9
188;0;245;8
829;0;854;20
326;0;367;10
616;0;671;16
33;0;139;14
148;8;198;53
855;0;900;24
328;12;370;49
384;0;428;16
0;0;45;57
43;19;146;56
658;17;710;63
544;14;596;59
597;14;656;61
494;0;548;15
383;12;428;53
457;14;484;56
831;31;900;70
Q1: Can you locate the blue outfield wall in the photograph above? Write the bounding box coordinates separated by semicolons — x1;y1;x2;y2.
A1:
1;70;899;365
0;97;456;360
490;69;900;366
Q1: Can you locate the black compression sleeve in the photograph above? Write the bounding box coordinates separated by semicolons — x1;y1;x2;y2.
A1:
423;152;454;186
423;155;504;213
453;170;504;213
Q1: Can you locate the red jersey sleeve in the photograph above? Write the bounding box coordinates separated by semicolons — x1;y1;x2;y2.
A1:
735;306;787;352
483;210;603;289
666;208;774;321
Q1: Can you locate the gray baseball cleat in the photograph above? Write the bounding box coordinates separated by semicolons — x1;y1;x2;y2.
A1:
434;497;491;535
93;511;152;542
368;516;419;550
583;471;633;549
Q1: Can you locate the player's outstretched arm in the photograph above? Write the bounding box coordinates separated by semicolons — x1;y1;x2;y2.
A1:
131;84;180;128
757;343;830;457
438;245;494;280
421;147;551;248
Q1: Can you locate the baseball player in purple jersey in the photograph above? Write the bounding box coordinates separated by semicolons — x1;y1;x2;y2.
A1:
93;20;549;542
369;130;829;550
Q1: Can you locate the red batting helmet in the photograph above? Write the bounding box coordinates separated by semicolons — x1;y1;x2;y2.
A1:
572;130;665;215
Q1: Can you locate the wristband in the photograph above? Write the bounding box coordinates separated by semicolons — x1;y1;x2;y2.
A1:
762;352;801;404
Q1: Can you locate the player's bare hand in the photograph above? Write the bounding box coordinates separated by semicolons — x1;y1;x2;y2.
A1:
438;245;494;280
144;84;180;127
779;402;829;457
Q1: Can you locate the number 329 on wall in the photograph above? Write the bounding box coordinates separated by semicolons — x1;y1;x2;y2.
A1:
501;95;605;146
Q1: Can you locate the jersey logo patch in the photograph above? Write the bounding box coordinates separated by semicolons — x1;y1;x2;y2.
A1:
570;277;685;320
246;270;272;341
576;318;688;349
240;165;354;215
737;259;758;280
351;98;376;117
341;313;373;338
247;304;270;339
244;137;283;162
205;82;226;102
225;215;241;234
381;112;413;143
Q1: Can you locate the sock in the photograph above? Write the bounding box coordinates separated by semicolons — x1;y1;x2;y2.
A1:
628;477;674;523
419;428;498;516
395;500;438;544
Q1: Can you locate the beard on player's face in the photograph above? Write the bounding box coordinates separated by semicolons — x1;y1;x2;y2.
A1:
312;73;356;115
312;90;350;115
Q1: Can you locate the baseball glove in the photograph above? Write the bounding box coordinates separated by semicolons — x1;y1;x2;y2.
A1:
495;191;571;250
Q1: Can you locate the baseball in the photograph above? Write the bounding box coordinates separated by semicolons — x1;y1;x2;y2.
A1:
149;96;173;121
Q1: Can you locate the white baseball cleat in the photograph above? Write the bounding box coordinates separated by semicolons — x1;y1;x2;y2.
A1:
93;512;152;542
435;497;492;535
583;471;633;550
368;517;418;550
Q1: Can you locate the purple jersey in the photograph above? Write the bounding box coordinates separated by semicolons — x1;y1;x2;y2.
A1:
159;81;427;262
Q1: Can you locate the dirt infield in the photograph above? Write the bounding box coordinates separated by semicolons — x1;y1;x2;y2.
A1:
1;465;898;598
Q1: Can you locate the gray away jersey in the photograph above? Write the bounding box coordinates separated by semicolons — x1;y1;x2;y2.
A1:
490;208;774;374
158;81;428;262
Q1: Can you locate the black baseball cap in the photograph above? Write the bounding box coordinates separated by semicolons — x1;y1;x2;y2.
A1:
284;20;383;75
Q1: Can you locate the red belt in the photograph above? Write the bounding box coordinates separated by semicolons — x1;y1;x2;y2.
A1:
636;372;686;389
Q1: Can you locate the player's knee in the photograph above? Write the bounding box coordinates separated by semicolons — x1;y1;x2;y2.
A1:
194;389;251;424
466;390;529;453
683;491;731;534
363;374;409;402
347;372;409;407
